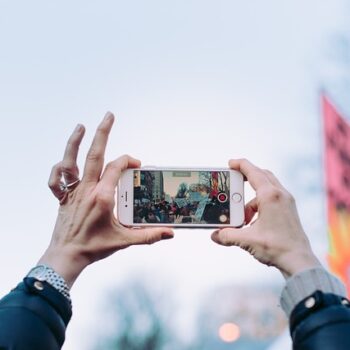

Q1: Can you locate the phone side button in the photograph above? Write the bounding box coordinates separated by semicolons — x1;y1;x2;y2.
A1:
232;193;242;203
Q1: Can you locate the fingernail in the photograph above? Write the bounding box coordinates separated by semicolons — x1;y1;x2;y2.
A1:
211;230;219;241
161;232;174;240
75;124;83;132
104;112;114;121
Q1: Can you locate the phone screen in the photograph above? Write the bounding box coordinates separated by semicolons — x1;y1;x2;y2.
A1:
133;170;230;225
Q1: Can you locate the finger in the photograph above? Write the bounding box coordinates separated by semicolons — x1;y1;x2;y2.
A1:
99;155;141;194
48;161;65;200
263;169;284;189
228;159;270;190
244;197;258;224
82;112;115;183
211;227;253;249
62;124;85;184
126;227;175;245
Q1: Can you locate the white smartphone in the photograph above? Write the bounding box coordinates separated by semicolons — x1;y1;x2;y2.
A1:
117;167;244;228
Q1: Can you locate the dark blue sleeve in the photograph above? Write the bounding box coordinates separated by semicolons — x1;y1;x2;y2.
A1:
290;290;350;350
0;277;72;350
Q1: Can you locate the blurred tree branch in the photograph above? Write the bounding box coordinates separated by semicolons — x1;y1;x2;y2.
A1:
94;279;179;350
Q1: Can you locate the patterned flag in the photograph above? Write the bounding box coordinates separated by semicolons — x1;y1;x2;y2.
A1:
323;95;350;295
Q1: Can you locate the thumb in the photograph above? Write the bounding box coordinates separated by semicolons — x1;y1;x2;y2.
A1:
128;227;175;245
211;227;254;249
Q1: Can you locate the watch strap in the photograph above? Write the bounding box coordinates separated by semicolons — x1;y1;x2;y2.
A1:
27;265;71;303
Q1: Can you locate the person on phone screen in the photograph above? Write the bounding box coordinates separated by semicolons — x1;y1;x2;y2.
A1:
0;113;349;350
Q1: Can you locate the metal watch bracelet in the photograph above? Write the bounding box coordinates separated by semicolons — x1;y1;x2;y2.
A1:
27;264;71;303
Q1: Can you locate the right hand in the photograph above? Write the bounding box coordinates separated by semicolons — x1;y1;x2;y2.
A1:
38;113;174;288
211;159;321;278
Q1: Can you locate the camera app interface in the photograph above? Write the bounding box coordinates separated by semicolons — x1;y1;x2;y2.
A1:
133;170;230;224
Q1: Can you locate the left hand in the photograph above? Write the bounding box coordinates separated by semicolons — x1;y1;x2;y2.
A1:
211;159;321;278
38;112;174;288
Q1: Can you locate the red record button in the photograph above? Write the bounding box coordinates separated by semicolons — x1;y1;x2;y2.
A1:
218;193;228;203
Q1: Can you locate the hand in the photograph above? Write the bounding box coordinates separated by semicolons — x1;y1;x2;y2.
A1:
38;112;174;288
211;159;321;278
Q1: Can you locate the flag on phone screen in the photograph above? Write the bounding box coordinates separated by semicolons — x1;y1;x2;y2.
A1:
323;94;350;295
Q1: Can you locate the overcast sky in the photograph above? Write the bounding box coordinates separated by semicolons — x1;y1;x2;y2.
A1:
0;1;347;348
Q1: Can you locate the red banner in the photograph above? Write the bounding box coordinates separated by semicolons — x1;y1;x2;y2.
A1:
323;95;350;295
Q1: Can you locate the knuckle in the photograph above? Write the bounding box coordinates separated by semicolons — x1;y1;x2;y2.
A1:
105;160;119;171
110;154;131;171
86;150;102;162
117;154;130;165
285;191;295;203
48;180;56;189
51;162;61;172
262;187;284;202
240;158;249;166
67;138;79;148
104;161;113;172
262;187;294;204
145;234;157;245
143;230;158;245
120;154;130;160
220;230;232;246
145;238;153;245
251;169;261;178
263;169;274;177
95;191;112;208
97;125;109;135
48;163;62;189
104;161;122;179
61;162;77;173
259;238;269;253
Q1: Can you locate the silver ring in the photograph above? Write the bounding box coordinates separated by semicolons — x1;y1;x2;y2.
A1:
60;179;80;192
65;179;80;189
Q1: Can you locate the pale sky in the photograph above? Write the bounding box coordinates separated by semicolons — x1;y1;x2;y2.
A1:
0;1;347;349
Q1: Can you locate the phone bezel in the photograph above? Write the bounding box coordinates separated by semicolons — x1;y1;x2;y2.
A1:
117;167;244;228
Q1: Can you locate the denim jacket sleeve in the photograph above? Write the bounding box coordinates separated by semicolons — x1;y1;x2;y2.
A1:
280;267;350;350
0;277;72;350
290;290;350;350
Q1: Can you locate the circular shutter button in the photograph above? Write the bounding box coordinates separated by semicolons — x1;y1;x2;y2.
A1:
231;193;242;203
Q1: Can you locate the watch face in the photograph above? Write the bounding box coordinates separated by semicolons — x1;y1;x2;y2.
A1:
29;265;47;280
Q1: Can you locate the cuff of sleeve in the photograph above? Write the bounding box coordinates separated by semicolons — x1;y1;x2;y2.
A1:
280;267;347;317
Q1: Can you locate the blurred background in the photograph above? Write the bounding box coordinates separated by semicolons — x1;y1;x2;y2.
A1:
0;1;349;349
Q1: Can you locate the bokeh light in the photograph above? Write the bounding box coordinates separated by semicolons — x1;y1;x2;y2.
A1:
218;322;241;343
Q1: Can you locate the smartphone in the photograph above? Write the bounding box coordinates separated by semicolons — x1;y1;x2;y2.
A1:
118;167;244;228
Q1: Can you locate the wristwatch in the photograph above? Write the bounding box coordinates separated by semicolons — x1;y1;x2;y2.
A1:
26;264;71;303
